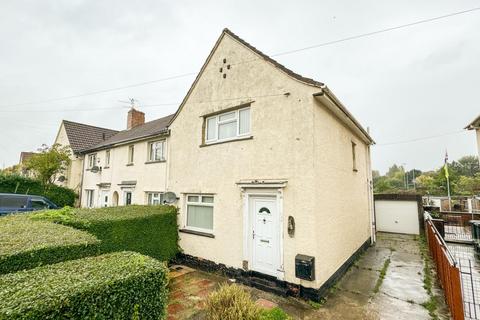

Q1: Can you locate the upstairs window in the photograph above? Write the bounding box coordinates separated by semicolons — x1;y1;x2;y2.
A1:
105;150;111;167
205;107;250;143
127;145;134;164
148;140;166;162
352;141;358;172
87;154;97;169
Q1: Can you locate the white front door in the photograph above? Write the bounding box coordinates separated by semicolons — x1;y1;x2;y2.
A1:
99;190;109;207
251;196;279;276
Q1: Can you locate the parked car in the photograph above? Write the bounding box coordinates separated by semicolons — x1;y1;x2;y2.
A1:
0;193;58;216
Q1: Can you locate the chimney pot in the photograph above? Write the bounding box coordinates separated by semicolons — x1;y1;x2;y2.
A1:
127;108;145;130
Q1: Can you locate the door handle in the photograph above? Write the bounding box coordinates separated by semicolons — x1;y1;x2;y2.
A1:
260;239;269;243
252;230;255;239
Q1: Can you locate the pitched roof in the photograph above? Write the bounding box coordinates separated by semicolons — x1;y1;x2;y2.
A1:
81;114;174;153
223;29;324;88
62;120;118;154
465;114;480;130
18;152;36;164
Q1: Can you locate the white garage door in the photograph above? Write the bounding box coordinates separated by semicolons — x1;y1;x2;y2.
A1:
375;200;420;235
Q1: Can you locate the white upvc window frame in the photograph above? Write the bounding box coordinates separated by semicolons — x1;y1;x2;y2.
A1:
146;192;165;205
148;140;166;162
185;194;214;233
205;107;250;144
127;145;134;164
86;189;95;208
105;150;111;167
87;154;97;169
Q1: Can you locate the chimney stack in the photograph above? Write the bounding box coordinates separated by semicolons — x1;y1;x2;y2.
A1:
127;108;145;130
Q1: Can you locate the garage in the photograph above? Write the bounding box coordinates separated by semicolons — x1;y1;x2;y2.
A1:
374;194;423;235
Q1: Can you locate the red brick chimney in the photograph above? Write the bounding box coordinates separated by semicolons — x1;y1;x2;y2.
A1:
127;108;145;130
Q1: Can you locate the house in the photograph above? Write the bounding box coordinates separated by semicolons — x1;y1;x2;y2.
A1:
166;29;375;300
53;120;118;194
18;151;37;177
465;115;480;164
77;28;375;301
79;108;172;208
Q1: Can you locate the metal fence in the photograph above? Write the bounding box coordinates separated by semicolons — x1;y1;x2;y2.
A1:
442;212;476;243
426;216;465;320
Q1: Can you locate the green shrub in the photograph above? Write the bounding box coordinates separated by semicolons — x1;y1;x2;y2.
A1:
260;308;291;320
32;205;179;261
0;173;76;207
206;284;262;320
0;214;100;274
0;252;169;319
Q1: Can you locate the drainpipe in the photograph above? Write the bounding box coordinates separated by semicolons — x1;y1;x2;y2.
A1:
78;153;86;208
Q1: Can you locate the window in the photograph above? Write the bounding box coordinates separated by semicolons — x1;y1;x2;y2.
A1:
146;192;165;205
186;194;214;232
205;107;250;143
352;141;357;172
30;198;49;210
124;191;132;205
148;140;166;162
87;154;97;169
86;190;94;208
105;150;111;167
127;145;134;164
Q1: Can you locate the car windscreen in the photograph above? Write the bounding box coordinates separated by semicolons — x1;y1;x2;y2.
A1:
0;196;28;208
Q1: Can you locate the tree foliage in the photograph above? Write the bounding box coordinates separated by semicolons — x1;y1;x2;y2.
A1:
24;144;71;188
373;156;480;196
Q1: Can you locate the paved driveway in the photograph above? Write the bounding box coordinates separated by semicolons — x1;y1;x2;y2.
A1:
168;233;449;319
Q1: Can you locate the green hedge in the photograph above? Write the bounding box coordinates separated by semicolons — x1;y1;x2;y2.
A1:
32;205;179;261
0;214;100;274
0;173;76;207
0;252;169;319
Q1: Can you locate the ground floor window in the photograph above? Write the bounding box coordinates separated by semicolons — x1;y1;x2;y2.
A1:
146;192;165;205
124;191;132;205
186;194;214;232
86;190;94;208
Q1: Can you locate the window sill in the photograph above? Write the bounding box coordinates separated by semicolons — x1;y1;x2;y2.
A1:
200;136;253;148
179;229;215;238
126;163;134;167
145;160;166;164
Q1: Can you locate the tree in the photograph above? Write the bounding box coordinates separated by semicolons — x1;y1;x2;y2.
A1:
24;144;71;189
450;156;479;177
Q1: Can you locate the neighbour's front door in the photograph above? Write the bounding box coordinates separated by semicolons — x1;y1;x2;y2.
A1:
251;196;278;277
100;191;109;207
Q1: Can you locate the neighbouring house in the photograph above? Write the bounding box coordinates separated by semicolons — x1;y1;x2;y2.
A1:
166;29;375;300
79;108;172;208
466;115;480;164
18;151;37;177
53;120;118;194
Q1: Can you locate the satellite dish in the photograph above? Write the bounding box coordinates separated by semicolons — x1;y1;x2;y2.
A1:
90;166;100;173
163;192;177;204
57;175;66;182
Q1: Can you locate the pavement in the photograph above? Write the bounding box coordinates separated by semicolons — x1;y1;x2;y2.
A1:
168;232;450;319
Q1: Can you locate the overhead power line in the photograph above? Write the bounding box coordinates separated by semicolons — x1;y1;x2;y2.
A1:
1;6;479;111
375;130;466;146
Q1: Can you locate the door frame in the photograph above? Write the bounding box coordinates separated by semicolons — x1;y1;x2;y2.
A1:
242;188;284;280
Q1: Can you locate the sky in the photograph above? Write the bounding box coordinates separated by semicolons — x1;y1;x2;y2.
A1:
0;0;479;174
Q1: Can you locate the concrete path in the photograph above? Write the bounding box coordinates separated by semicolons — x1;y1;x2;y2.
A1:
168;232;450;319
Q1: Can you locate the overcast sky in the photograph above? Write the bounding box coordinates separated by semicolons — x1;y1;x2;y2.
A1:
1;1;479;173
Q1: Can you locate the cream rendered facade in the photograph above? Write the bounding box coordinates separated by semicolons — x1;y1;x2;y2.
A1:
81;136;168;208
53;122;84;193
167;30;374;291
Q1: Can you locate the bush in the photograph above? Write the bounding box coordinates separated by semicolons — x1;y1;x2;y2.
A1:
0;252;169;319
32;205;179;261
206;284;262;320
0;214;100;274
260;308;291;320
0;173;76;207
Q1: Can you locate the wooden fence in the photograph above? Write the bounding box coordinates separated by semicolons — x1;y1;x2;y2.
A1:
426;216;465;320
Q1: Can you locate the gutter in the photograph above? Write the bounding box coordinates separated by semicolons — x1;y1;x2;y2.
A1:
313;86;375;145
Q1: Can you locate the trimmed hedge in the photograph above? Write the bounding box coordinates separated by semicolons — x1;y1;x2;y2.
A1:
0;252;169;319
0;173;76;207
32;205;179;261
0;214;100;274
